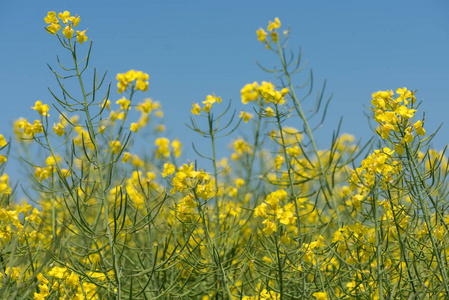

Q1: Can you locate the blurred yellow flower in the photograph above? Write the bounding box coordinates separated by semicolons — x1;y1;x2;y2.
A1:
256;28;268;42
31;101;50;117
267;17;281;32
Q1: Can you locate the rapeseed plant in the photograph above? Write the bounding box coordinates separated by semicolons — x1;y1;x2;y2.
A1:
0;11;447;300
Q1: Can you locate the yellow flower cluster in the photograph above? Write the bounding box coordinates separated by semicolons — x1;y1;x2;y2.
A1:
371;88;425;153
350;147;400;191
170;163;210;194
254;189;297;236
0;202;40;256
167;163;214;222
116;70;149;94
154;137;182;158
119;170;160;209
15;118;43;138
33;266;106;300
241;81;289;105
191;94;222;115
44;11;88;44
300;235;325;264
256;17;282;47
10;14;449;299
227;178;245;198
231;138;253;160
103;97;163;133
31;100;50;117
132;98;163;131
34;156;70;182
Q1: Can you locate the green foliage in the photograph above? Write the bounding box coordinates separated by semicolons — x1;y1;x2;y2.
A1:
0;12;448;300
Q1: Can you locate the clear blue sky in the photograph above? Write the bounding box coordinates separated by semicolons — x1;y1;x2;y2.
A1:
1;0;448;181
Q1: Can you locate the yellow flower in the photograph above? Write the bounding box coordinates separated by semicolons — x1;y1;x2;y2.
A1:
256;28;268;42
46;155;60;166
58;11;71;24
274;155;284;169
235;178;245;188
130;123;139;132
36;273;49;285
155;110;163;118
48;266;68;279
136;79;149;92
202;94;222;113
44;11;58;24
395;144;404;155
53;123;65;136
267;17;281;32
403;127;413;144
116;97;131;110
76;30;88;44
378;123;393;139
0;174;11;194
313;291;328;300
109;140;121;154
191;103;201;115
239;111;253;123
172;138;182;157
63;25;74;39
116;70;149;93
65;272;80;288
136;98;153;113
122;152;131;163
241;81;259;104
254;203;268;218
395;105;416;119
414;120;425;136
263;106;275;117
70;14;81;27
155;137;170;158
47;23;61;34
0;134;7;147
162;162;176;177
35;167;52;182
262;219;277;235
31;101;50;117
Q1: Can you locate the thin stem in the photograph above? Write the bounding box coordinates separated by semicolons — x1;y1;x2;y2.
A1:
274;104;302;247
70;39;122;299
275;41;340;226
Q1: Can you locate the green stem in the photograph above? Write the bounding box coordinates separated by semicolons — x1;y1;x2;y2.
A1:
275;41;340;226
208;113;220;235
274;104;302;247
70;39;122;299
372;189;383;299
196;195;234;299
405;143;449;294
243;108;263;197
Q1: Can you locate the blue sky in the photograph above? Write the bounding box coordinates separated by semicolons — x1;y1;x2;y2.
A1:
1;0;449;180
